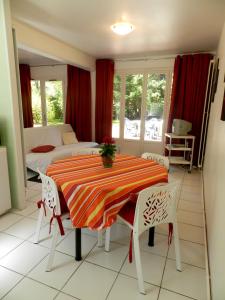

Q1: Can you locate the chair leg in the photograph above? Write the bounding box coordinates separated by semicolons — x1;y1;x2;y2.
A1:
33;207;44;244
133;233;145;294
105;228;111;252
173;221;182;271
97;230;103;247
46;220;58;272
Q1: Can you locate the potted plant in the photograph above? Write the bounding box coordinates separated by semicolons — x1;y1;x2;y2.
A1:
100;137;117;168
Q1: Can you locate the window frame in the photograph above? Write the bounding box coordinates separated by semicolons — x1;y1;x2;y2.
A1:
112;67;172;143
31;78;65;127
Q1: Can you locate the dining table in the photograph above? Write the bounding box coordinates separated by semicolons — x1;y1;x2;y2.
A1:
46;153;168;261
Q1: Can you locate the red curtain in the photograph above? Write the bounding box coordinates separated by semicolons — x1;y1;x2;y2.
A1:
95;59;114;143
65;65;92;141
167;53;213;166
19;64;33;128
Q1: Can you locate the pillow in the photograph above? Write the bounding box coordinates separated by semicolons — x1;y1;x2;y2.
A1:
62;131;78;145
31;145;55;153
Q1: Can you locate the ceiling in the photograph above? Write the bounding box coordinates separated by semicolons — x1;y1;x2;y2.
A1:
18;48;62;66
11;0;225;58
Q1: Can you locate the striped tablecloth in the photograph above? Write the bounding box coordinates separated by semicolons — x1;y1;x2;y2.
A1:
46;154;168;229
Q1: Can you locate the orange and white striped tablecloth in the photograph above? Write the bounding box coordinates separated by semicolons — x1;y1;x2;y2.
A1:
46;154;168;229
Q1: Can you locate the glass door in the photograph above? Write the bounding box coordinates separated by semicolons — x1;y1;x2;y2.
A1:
112;69;172;155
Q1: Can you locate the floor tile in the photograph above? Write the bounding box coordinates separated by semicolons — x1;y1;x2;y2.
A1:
56;231;97;258
107;274;160;300
11;201;38;217
27;192;42;203
55;292;79;300
26;180;37;188
182;177;202;186
28;222;71;248
0;266;23;298
3;277;58;300
158;288;194;300
178;223;205;244
29;183;42;191
121;250;166;286
0;232;23;259
155;223;168;236
28;206;53;222
181;184;203;194
63;261;117;300
178;210;204;227
26;188;41;201
178;200;203;213
0;213;23;231
28;251;81;290
86;242;128;271
0;241;49;275
162;259;207;300
109;223;131;245
180;190;202;203
139;232;169;257
168;239;206;268
4;217;37;239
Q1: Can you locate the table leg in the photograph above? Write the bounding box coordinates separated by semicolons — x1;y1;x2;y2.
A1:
75;228;82;261
148;227;155;247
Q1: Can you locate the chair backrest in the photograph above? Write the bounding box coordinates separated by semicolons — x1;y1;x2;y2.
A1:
133;182;180;236
74;148;101;155
39;171;61;215
141;152;169;170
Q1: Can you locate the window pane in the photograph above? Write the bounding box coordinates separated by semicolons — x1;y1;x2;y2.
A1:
145;74;166;141
124;74;143;140
31;80;42;126
45;81;63;125
112;75;121;138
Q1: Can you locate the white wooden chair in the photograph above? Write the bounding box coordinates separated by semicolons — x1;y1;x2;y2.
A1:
33;171;110;271
118;182;182;294
141;152;169;170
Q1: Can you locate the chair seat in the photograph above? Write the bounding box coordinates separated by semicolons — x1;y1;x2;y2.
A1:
118;200;136;225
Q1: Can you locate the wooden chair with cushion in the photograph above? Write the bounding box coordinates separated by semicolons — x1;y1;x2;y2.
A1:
118;182;182;294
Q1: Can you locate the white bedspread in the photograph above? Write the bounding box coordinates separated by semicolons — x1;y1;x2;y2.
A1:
26;142;98;173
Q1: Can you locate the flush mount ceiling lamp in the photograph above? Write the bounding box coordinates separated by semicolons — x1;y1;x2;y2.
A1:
111;22;134;36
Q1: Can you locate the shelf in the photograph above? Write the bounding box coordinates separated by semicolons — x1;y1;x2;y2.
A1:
166;144;192;151
169;156;191;165
165;133;195;139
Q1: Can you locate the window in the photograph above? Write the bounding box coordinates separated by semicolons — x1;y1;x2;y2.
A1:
112;75;121;138
31;80;42;126
145;74;166;141
45;81;63;125
124;74;143;140
112;70;169;142
31;79;64;126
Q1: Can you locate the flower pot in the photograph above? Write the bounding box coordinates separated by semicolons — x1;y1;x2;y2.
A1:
102;156;114;168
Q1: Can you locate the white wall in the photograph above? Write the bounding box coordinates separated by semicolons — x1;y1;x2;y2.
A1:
0;0;26;209
203;22;225;300
13;19;95;71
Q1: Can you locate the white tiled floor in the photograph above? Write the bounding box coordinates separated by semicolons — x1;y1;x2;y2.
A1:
0;166;208;300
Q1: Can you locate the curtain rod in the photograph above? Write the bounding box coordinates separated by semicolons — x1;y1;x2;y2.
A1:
114;51;215;62
29;63;66;68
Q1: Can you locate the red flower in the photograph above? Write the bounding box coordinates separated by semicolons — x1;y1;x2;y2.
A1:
102;136;115;144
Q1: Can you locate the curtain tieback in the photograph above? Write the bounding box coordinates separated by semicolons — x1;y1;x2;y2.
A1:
37;200;47;216
49;208;65;236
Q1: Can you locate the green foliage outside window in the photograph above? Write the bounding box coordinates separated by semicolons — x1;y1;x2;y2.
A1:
112;73;166;121
46;81;63;125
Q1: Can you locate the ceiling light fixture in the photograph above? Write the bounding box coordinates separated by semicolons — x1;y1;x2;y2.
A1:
111;22;134;36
